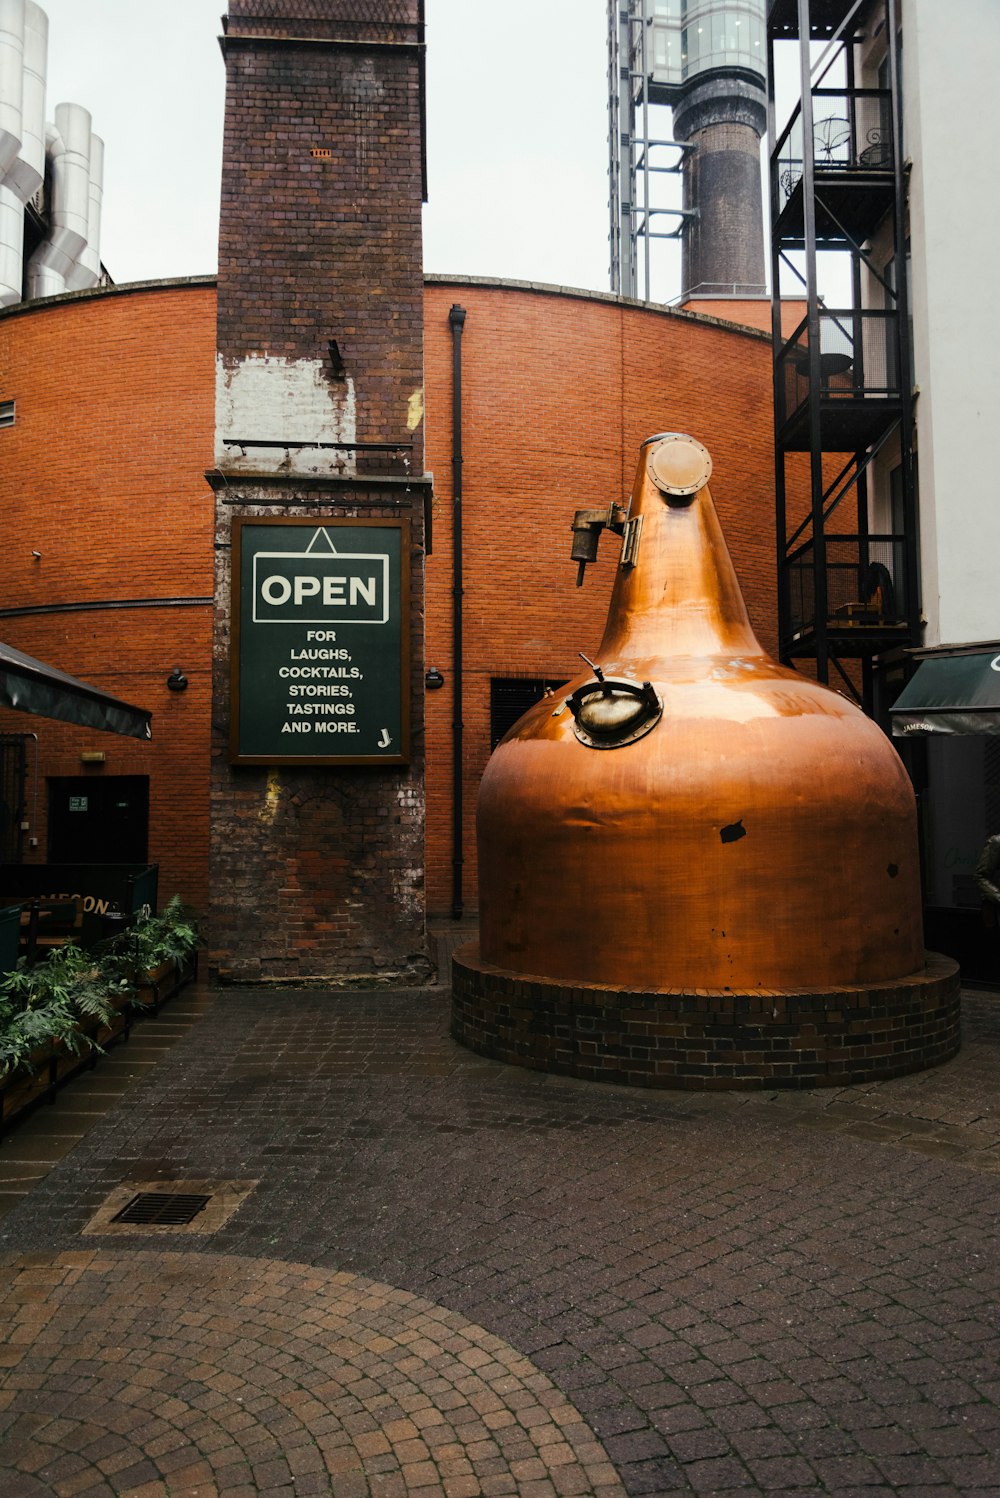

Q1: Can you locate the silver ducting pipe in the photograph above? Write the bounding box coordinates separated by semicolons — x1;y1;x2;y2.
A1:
0;183;22;303
26;100;91;299
4;0;46;200
0;0;25;180
0;0;24;304
64;130;102;290
0;2;46;306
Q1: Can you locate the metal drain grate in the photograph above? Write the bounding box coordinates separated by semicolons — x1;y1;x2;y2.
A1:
85;1179;258;1237
112;1192;212;1227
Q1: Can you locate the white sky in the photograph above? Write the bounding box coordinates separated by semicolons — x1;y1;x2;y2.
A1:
37;0;645;298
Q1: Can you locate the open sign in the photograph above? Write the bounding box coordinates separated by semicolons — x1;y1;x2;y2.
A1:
232;518;409;766
252;529;389;624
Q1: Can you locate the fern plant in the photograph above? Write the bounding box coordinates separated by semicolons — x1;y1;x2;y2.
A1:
100;895;200;982
0;897;200;1079
0;943;128;1076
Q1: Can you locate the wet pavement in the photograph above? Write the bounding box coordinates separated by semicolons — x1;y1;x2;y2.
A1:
1;977;1000;1496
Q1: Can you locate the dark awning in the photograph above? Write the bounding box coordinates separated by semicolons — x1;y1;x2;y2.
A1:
891;650;1000;737
0;642;152;740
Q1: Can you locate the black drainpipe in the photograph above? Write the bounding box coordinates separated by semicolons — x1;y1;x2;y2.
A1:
449;303;467;921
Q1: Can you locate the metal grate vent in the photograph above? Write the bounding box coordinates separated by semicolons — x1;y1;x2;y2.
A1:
112;1191;212;1226
85;1178;258;1236
490;677;568;751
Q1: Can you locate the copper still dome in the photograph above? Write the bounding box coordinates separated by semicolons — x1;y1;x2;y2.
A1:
476;434;925;992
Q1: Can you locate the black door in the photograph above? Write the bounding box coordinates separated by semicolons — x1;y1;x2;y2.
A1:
47;777;149;864
0;734;27;863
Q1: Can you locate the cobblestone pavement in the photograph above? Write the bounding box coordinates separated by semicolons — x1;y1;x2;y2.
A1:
1;984;1000;1496
0;1250;623;1498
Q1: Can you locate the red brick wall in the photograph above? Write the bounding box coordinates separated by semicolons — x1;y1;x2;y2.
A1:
422;279;777;916
2;273;783;932
0;281;216;910
680;297;808;337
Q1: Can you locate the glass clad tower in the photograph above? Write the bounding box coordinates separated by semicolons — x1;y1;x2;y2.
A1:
649;0;765;84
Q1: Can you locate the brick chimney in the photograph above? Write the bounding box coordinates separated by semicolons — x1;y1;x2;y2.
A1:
208;0;430;984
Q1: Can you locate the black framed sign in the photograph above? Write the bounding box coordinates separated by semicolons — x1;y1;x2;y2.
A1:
230;517;410;765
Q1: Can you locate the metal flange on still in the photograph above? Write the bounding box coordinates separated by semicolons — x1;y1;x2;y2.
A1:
567;672;662;749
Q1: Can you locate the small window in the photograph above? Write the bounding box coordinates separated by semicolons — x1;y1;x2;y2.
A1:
490;677;568;750
0;400;14;429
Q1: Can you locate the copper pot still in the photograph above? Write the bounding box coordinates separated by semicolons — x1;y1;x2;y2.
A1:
477;434;924;992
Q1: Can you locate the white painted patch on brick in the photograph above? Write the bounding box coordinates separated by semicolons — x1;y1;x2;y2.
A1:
392;780;425;922
215;354;357;475
392;863;423;923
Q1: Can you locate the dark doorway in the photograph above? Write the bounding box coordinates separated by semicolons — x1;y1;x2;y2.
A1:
0;734;28;863
48;777;149;864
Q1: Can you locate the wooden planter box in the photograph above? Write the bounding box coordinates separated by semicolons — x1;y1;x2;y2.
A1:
133;952;197;1008
0;951;196;1138
0;993;132;1137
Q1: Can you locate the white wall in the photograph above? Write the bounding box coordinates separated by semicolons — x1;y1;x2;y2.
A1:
904;0;1000;647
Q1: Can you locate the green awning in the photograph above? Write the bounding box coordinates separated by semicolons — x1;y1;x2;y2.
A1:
0;642;152;740
891;651;1000;737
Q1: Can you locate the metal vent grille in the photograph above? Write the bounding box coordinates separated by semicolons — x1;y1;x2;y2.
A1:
112;1192;212;1226
490;677;568;751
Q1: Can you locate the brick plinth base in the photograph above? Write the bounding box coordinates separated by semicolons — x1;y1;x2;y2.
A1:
451;943;961;1090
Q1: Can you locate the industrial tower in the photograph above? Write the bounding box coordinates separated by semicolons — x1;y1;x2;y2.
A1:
609;0;767;303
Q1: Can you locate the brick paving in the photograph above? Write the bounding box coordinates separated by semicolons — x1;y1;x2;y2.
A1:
1;982;1000;1495
0;1249;623;1498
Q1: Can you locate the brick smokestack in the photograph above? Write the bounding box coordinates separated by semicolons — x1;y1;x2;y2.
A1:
673;79;767;298
208;0;430;983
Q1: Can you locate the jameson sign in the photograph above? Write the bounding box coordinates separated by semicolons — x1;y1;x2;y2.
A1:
231;518;409;765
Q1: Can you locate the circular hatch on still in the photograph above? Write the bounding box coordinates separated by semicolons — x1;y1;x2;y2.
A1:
647;434;713;498
566;675;662;749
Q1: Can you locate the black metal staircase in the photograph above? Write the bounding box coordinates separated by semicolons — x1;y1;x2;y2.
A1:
767;0;919;712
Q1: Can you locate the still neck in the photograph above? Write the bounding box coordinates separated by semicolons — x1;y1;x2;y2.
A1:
598;472;764;663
